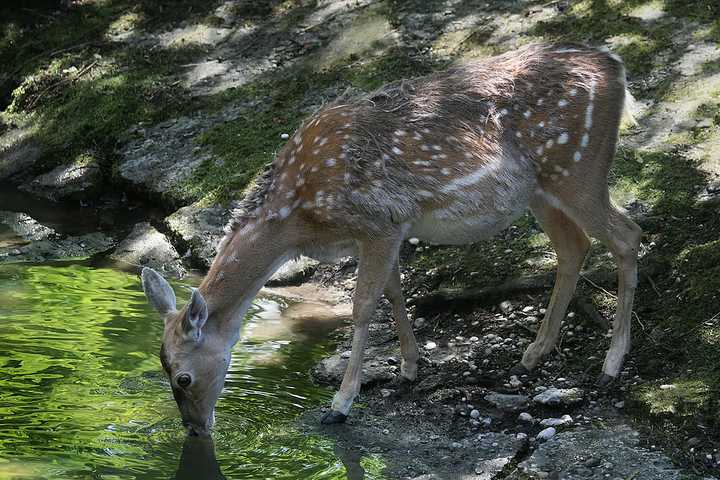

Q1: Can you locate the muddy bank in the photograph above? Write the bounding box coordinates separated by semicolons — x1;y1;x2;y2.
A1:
300;261;719;479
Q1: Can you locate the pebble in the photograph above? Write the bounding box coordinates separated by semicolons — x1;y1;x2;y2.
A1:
536;427;556;442
659;384;675;390
533;387;584;406
408;237;420;245
518;412;534;423
340;350;351;359
425;341;437;350
280;133;290;139
522;306;534;313
380;389;394;398
614;401;625;409
539;414;573;427
499;300;513;314
469;336;479;342
509;375;522;388
516;432;528;440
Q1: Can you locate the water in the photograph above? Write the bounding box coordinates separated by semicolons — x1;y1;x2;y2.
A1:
0;262;385;479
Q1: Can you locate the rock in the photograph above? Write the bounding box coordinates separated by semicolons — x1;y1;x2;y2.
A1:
470;409;481;419
539;415;573;427
425;341;437;350
19;158;101;201
165;203;229;267
266;256;319;286
0;211;55;241
380;388;393;398
0;126;43;182
484;392;530;412
312;349;395;386
518;412;534;423
533;388;584;406
499;300;513;314
118;103;256;203
536;427;556;442
659;384;676;390
109;222;186;277
519;420;690;479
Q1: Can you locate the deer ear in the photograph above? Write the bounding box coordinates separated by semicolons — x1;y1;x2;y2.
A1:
183;288;208;341
142;267;177;315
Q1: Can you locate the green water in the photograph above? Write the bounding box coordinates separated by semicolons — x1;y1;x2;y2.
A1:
0;263;383;479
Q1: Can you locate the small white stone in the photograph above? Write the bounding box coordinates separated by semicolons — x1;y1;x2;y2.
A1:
536;427;556;442
280;133;290;139
425;341;437;350
408;237;420;245
470;409;481;419
392;146;403;155
340;350;351;359
518;412;534;423
659;384;676;390
557;132;569;144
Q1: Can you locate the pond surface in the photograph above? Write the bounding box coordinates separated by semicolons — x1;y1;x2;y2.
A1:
0;262;385;479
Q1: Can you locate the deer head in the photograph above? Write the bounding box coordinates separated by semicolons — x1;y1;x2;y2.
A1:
142;267;231;437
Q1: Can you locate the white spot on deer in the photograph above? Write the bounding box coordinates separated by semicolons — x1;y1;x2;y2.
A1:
581;133;590;148
573;151;582;162
558;99;568;107
557;132;569;144
325;158;336;167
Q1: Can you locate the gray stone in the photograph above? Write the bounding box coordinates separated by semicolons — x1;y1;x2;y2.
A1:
484;392;530;412
0;211;55;242
536;427;556;442
0;126;43;182
312;348;396;386
118;103;256;203
165;203;230;267
110;222;186;277
266;256;319;286
19;159;101;201
533;387;584;406
518;421;698;479
539;415;573;427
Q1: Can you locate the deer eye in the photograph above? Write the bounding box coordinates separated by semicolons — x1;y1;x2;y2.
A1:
176;373;192;388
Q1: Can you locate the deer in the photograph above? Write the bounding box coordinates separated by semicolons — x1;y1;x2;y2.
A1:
141;43;642;434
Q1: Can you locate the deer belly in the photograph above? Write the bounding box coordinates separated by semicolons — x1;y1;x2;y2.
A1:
408;208;524;245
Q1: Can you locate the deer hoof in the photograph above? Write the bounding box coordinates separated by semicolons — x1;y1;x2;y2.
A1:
508;362;530;377
320;410;347;424
596;373;616;388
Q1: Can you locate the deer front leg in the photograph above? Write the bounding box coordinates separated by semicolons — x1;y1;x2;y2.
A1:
384;261;419;381
321;235;402;424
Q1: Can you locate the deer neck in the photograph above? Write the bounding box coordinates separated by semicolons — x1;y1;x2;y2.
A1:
198;220;293;339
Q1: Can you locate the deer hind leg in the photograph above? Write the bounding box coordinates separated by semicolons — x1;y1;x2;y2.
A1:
383;261;420;381
589;206;642;383
321;235;402;424
516;196;590;374
537;189;641;383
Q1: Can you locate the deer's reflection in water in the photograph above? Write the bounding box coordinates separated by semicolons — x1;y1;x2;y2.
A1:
174;435;226;480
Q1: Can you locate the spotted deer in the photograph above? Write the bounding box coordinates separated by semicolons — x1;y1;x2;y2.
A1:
142;43;641;433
